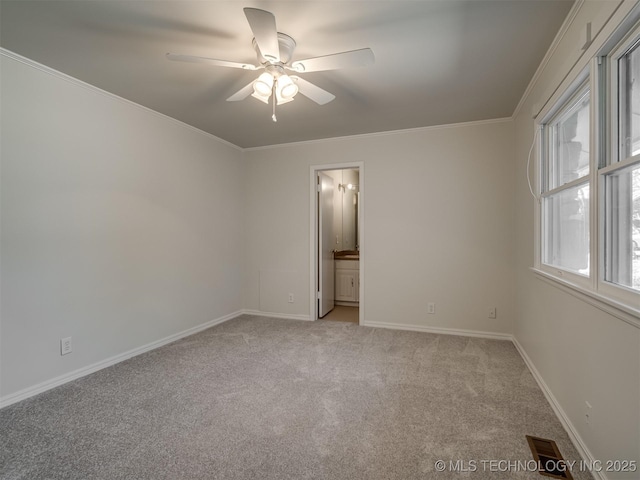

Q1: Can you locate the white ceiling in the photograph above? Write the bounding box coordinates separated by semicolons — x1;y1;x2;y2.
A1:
0;1;573;148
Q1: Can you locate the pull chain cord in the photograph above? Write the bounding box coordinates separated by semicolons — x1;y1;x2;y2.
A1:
271;81;277;122
527;126;542;202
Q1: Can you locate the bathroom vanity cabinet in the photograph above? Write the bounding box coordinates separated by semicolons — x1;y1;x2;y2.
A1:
335;259;359;305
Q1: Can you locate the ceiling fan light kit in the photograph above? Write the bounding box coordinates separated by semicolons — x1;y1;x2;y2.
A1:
251;65;298;109
253;72;274;97
166;7;374;122
276;74;298;100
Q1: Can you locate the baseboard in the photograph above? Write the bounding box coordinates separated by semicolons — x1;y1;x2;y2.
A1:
362;320;513;341
0;310;244;410
335;301;359;307
512;337;605;480
242;309;312;321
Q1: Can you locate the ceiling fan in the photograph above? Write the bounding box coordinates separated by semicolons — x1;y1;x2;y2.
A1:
166;7;375;122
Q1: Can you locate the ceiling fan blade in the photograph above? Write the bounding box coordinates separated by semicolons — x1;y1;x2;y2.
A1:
226;81;255;102
243;8;280;62
166;53;258;70
293;77;335;105
291;48;374;73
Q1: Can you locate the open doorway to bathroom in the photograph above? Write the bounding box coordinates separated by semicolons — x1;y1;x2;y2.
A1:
310;163;363;325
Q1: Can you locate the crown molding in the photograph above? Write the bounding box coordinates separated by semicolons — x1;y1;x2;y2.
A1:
242;117;513;153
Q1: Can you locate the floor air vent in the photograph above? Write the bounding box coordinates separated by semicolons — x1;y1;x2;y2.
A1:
526;435;574;480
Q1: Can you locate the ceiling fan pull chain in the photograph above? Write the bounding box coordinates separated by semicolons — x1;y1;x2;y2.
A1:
271;81;277;122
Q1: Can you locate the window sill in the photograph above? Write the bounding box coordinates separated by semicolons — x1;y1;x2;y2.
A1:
530;267;640;329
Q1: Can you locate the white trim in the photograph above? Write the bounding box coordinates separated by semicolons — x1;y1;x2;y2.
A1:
598;153;640;175
538;67;591;129
597;156;640;309
590;57;603;294
245;118;512;152
335;301;359;307
0;48;243;153
0;310;244;409
513;0;586;119
531;267;640;328
241;309;312;321
541;176;590;198
520;0;634;122
310;167;319;323
603;6;640;167
362;320;513;342
532;7;640;317
537;263;592;292
512;338;607;480
533;124;544;268
536;67;593;292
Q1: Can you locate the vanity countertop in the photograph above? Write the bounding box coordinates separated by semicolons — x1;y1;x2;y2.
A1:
334;251;359;260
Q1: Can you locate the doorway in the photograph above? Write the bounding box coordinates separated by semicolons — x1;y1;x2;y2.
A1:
310;163;364;325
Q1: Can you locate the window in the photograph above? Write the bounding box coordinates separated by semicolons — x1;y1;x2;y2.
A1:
536;17;640;315
602;32;640;294
618;38;640;159
541;82;591;277
603;162;640;292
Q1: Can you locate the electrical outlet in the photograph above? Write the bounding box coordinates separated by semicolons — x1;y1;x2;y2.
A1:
288;293;294;303
427;303;435;314
60;337;72;356
584;401;592;426
489;307;497;319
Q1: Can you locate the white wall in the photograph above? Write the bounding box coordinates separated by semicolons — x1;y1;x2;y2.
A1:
0;54;245;399
513;1;640;477
4;4;637;472
243;120;515;336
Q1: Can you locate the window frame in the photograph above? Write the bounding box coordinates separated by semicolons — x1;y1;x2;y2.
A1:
534;18;640;320
597;23;640;306
537;69;594;290
544;85;591;191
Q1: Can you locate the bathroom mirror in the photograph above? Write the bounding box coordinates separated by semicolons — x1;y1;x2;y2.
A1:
324;168;359;252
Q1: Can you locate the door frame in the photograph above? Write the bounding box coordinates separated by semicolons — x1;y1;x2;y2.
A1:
309;162;364;324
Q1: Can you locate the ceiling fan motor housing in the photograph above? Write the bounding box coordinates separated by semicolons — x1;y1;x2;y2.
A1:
252;33;296;65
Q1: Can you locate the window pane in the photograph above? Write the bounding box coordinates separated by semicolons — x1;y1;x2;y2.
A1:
548;90;590;189
619;40;640;159
543;183;590;274
604;162;640;292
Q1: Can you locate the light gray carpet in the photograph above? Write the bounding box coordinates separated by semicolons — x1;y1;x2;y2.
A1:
1;315;592;479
